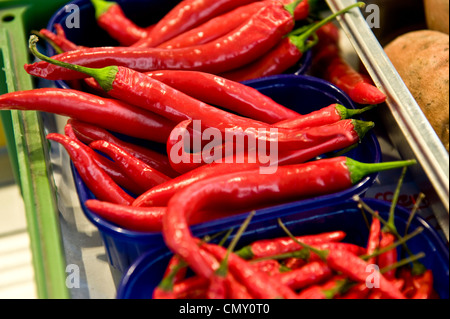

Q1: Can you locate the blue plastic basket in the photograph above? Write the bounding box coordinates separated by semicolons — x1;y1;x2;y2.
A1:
71;73;381;274
46;0;312;90
116;198;450;299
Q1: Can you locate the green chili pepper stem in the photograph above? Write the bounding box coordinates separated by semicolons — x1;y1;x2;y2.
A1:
336;104;377;120
91;0;116;20
385;166;408;232
405;193;426;237
346;158;416;185
284;0;304;17
289;2;365;52
31;30;64;54
216;211;256;277
352;119;375;140
278;218;328;261
28;35;118;92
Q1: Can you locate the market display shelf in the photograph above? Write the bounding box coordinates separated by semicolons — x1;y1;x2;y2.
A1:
0;0;448;299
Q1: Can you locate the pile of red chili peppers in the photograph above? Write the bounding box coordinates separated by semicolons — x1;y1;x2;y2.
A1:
0;0;434;299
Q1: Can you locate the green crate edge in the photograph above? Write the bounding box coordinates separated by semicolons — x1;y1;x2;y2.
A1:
0;0;71;299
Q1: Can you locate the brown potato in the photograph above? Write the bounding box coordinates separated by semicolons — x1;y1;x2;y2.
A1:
384;30;449;151
424;0;449;34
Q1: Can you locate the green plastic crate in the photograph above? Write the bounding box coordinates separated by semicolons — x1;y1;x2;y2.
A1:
0;0;72;299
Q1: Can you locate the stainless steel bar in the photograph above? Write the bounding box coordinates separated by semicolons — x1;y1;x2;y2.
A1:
326;0;449;239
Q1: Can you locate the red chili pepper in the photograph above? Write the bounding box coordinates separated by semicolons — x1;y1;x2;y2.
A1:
220;3;364;82
138;70;300;124
38;26;83;52
153;273;209;299
27;39;356;153
85;200;241;232
323;249;406;299
365;212;381;265
275;261;333;291
336;282;370;299
47;133;134;205
235;231;347;260
91;0;149;46
157;1;266;50
296;275;347;299
411;269;434;299
0;88;174;144
274;103;375;130
64;122;148;195
68;119;179;178
131;0;263;48
25;1;298;80
135;119;374;205
162;156;416;279
251;259;284;277
202;243;297;299
89;140;171;191
311;23;386;105
377;231;397;280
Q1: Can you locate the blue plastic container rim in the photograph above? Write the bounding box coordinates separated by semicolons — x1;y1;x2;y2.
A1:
115;197;450;299
45;0;313;91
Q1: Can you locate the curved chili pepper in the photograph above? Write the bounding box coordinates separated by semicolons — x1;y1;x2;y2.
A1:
251;259;285;277
274;104;375;130
135;119;374;206
47;133;134;205
311;22;387;105
0;88;174;144
68;119;179;178
65;122;147;195
275;261;333;291
91;0;149;46
162;156;416;279
235;231;347;260
157;1;266;50
202;243;298;299
365;212;381;265
138;70;300;124
89;140;171;191
131;0;264;48
25;1;298;80
220;3;365;82
39;26;83;52
153;275;209;299
411;270;434;299
377;231;397;280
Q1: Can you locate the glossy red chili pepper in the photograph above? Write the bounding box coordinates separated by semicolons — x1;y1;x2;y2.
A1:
235;231;347;260
220;3;364;82
275;261;333;291
162;157;416;279
139;70;300;124
336;282;370;299
251;259;284;277
85;200;240;232
296;275;347;299
161;255;188;287
323;249;406;299
47;133;134;205
134;119;374;206
312;23;386;105
202;243;297;299
0;88;174;144
131;0;262;48
89;140;171;191
25;1;297;80
411;270;434;299
274;103;375;130
157;1;266;49
68;119;179;178
27;42;355;154
91;0;149;46
366;213;381;265
377;231;398;280
64;122;147;195
39;26;83;52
